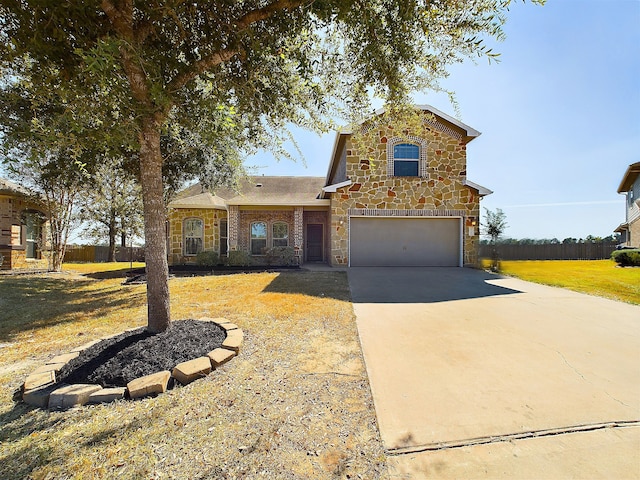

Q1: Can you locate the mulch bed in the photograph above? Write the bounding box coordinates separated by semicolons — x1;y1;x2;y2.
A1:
57;320;226;388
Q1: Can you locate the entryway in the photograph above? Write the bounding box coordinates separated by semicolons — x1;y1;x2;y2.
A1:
306;223;323;262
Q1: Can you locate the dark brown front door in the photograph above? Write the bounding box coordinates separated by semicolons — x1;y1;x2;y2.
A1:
306;224;323;262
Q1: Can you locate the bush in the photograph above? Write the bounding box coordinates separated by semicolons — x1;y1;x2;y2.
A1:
611;249;640;267
263;246;297;266
227;250;253;267
195;251;219;267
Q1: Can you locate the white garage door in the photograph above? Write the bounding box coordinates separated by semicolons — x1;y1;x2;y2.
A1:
349;217;461;267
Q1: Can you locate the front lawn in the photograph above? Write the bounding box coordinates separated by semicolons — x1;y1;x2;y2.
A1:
0;264;386;479
495;260;640;305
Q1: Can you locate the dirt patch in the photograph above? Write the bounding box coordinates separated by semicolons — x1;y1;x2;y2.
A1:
57;320;226;387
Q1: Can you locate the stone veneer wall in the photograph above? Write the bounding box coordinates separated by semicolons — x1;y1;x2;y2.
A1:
167;208;227;264
0;194;49;270
329;119;481;266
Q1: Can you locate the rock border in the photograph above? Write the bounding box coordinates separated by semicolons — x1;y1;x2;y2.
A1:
20;317;243;410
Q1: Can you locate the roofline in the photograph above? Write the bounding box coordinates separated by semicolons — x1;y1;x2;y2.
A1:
226;200;331;207
339;105;481;139
322;180;352;193
617;162;640;193
464;179;493;197
168;202;227;210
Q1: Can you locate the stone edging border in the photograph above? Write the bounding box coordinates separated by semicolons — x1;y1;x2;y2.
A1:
20;317;243;410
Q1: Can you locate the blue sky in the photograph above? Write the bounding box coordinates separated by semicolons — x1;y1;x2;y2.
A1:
248;0;640;241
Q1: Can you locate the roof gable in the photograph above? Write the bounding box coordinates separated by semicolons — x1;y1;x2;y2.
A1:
325;105;481;186
618;162;640;193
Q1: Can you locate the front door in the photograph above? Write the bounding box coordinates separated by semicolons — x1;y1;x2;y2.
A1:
306;224;323;262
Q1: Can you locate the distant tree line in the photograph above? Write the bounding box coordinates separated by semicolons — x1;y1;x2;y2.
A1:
480;235;619;246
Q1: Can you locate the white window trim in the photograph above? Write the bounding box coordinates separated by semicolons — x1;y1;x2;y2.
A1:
183;217;204;256
272;222;289;247
250;221;268;255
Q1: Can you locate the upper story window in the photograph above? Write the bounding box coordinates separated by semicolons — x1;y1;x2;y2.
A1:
251;221;267;255
393;143;420;176
272;222;289;247
184;218;203;256
387;137;428;177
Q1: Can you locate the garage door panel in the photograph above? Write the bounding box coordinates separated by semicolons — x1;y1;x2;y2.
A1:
350;217;460;267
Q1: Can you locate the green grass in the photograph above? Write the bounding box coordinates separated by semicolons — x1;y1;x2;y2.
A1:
494;260;640;305
0;263;386;479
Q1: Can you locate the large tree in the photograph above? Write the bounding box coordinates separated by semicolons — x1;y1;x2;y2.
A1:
0;0;539;332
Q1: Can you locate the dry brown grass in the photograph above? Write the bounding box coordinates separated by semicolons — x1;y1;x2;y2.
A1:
0;264;387;479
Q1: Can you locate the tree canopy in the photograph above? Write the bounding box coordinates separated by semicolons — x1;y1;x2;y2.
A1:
0;0;542;332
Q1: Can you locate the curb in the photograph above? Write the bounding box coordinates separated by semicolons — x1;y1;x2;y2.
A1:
20;317;243;410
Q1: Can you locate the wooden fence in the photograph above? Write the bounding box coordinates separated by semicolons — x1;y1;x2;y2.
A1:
479;242;618;261
64;245;145;263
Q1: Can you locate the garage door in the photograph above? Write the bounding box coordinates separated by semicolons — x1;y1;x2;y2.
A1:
349;217;461;267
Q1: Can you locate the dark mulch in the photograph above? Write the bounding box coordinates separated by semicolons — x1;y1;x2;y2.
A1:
57;320;226;388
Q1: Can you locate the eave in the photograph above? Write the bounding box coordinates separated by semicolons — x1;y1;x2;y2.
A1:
617;162;640;193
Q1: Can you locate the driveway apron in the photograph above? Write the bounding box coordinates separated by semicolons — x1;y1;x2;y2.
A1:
348;267;640;475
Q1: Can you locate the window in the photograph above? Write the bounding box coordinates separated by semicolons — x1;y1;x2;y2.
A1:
24;212;41;259
393;143;420;176
272;222;289;247
251;221;267;255
184;218;203;256
219;219;228;255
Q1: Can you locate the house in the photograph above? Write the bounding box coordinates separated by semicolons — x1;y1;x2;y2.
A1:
167;105;492;267
0;178;49;271
614;162;640;248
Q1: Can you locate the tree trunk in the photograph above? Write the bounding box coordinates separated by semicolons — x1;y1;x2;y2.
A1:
139;115;171;333
108;216;117;262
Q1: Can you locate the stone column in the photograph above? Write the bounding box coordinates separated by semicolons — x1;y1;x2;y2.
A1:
228;205;239;251
294;206;304;262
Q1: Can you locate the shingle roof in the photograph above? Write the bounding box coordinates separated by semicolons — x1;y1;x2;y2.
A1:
0;177;32;196
169;176;328;208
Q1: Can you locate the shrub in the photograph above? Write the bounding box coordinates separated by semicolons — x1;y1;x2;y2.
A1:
263;246;297;266
195;251;219;267
611;249;640;267
227;250;253;267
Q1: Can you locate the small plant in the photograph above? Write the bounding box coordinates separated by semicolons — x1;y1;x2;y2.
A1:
227;250;253;267
195;251;219;267
483;207;508;272
611;249;640;267
264;246;297;266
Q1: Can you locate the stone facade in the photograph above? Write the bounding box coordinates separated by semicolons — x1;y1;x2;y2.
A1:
328;116;481;266
0;192;49;271
166;107;486;267
167;208;227;264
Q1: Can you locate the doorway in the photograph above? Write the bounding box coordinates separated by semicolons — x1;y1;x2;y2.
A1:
306;224;323;262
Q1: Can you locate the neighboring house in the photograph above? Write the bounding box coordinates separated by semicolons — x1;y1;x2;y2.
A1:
615;162;640;248
0;178;49;270
167;105;492;267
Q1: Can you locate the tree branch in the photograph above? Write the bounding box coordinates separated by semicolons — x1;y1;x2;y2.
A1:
168;0;311;92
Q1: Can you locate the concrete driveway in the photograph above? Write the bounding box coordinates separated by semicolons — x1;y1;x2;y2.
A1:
348;267;640;479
